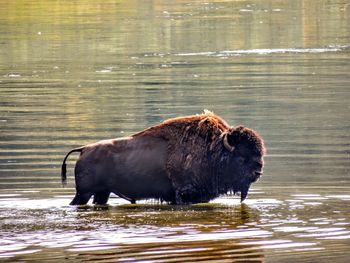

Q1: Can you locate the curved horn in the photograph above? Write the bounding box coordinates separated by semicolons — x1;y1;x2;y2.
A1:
223;133;235;152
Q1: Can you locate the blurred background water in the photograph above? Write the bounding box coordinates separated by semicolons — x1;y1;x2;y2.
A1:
0;0;349;262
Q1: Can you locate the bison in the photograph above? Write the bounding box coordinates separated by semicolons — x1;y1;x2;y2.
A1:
61;111;266;205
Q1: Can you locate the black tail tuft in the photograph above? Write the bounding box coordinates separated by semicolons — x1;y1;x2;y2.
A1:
61;163;67;187
61;147;84;187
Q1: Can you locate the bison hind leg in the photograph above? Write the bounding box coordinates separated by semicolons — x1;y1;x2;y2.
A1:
70;192;92;205
93;191;110;205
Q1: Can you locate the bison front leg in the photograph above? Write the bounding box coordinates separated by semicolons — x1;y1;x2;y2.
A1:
170;170;205;204
174;185;205;204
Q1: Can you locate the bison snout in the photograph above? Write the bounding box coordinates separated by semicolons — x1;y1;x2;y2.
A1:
251;170;263;183
254;170;263;177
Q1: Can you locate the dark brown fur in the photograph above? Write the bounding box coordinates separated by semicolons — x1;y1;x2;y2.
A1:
61;111;266;205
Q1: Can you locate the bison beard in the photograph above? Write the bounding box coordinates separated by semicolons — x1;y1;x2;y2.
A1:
61;111;266;205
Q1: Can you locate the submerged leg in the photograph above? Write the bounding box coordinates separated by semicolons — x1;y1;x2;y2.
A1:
93;191;110;205
70;192;92;205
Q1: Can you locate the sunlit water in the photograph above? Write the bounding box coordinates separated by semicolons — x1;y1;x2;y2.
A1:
1;188;350;262
1;0;350;262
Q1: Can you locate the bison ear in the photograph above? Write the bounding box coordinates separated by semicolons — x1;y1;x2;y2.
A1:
222;132;235;152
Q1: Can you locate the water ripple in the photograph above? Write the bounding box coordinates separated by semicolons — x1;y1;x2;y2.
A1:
1;189;350;261
174;46;349;57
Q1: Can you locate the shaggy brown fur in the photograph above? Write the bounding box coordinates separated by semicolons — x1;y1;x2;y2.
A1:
132;111;265;203
134;111;231;139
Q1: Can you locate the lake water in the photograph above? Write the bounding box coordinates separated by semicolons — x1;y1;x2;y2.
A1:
1;0;349;262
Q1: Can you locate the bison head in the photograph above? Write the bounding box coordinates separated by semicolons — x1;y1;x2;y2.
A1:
221;125;266;202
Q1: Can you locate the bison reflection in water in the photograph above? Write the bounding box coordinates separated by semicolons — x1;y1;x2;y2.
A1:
61;111;266;205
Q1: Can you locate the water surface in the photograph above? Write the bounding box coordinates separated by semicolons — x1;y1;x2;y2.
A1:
0;0;349;262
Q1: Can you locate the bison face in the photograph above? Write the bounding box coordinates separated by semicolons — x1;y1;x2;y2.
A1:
222;126;266;202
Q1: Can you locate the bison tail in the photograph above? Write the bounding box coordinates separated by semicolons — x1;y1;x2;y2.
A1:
61;147;84;187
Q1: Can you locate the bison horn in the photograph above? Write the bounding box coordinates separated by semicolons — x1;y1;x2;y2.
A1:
223;133;235;152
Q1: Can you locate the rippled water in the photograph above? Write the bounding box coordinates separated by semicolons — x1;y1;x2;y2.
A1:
1;0;350;262
1;188;350;262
